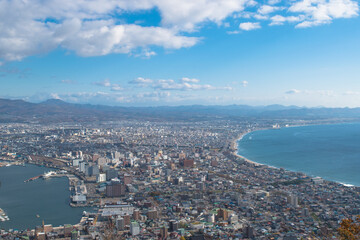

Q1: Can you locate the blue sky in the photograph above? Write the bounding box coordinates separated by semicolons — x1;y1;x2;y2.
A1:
0;0;359;107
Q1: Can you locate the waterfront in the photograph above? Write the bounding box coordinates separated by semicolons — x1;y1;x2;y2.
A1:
237;123;360;186
0;164;86;230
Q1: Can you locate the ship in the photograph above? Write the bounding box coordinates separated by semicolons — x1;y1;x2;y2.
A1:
272;124;281;129
43;171;57;179
0;208;9;222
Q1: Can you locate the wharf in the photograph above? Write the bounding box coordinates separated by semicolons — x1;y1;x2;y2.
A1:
24;175;42;183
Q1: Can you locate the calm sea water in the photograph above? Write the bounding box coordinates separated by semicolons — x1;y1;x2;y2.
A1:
238;123;360;186
0;164;86;230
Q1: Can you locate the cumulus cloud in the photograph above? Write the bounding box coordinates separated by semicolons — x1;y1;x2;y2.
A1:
343;91;360;95
94;79;124;91
94;79;111;87
0;0;358;61
285;89;336;96
268;0;282;5
258;5;282;15
0;0;259;61
242;81;249;87
270;15;304;25
285;89;302;94
129;77;154;85
289;0;359;28
239;22;261;30
181;77;200;83
111;84;124;91
130;77;232;91
0;0;204;61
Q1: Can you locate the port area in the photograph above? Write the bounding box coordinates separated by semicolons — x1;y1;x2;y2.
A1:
22;170;98;208
0;160;24;168
23;170;69;183
0;208;9;222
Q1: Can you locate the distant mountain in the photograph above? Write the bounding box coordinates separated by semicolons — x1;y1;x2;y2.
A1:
1;98;360;123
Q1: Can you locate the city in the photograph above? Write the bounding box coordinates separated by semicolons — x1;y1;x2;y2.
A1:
0;118;359;239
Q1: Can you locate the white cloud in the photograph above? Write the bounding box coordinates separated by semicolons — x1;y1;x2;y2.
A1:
289;0;359;28
129;77;154;85
242;81;249;87
268;0;282;5
153;79;214;91
0;0;358;61
111;84;124;91
239;22;261;30
0;0;255;61
270;15;304;25
285;89;336;97
50;93;62;100
94;79;111;87
343;91;360;95
156;0;251;31
181;77;200;83
130;77;232;91
258;5;282;15
94;79;124;91
285;89;302;94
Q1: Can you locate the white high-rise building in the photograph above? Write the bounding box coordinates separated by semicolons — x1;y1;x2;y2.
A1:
130;222;140;236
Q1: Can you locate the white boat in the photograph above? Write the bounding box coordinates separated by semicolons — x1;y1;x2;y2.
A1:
43;171;57;179
272;124;281;129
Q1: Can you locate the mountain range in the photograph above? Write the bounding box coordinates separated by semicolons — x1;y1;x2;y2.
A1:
1;98;360;123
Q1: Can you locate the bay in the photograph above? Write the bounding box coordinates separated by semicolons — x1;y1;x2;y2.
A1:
0;164;86;230
237;123;360;186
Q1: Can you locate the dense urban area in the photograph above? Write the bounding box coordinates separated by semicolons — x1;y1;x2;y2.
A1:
0;118;359;240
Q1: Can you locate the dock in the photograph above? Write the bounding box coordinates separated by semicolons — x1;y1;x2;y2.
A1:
24;175;42;183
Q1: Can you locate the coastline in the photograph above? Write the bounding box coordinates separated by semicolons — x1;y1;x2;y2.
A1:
231;125;359;187
231;129;266;167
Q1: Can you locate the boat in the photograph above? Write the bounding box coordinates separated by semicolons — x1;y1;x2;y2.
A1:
272;124;281;129
43;171;57;179
36;214;40;218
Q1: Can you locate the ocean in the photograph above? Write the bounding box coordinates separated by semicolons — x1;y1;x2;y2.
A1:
237;123;360;186
0;164;87;230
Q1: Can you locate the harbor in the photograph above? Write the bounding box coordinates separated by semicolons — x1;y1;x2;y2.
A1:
0;164;88;230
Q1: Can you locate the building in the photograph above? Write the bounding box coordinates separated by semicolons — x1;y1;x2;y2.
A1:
64;224;73;237
169;220;179;232
116;217;124;231
130;222;140;236
181;159;194;168
106;169;118;181
287;194;299;207
72;194;86;204
147;209;158;220
160;225;168;239
97;173;106;183
217;208;228;221
122;174;132;185
106;182;126;197
133;209;140;220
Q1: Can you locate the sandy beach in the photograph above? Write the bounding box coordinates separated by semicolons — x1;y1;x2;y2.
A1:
230;130;264;166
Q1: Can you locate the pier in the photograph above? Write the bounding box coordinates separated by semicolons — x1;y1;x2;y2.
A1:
24;175;42;183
